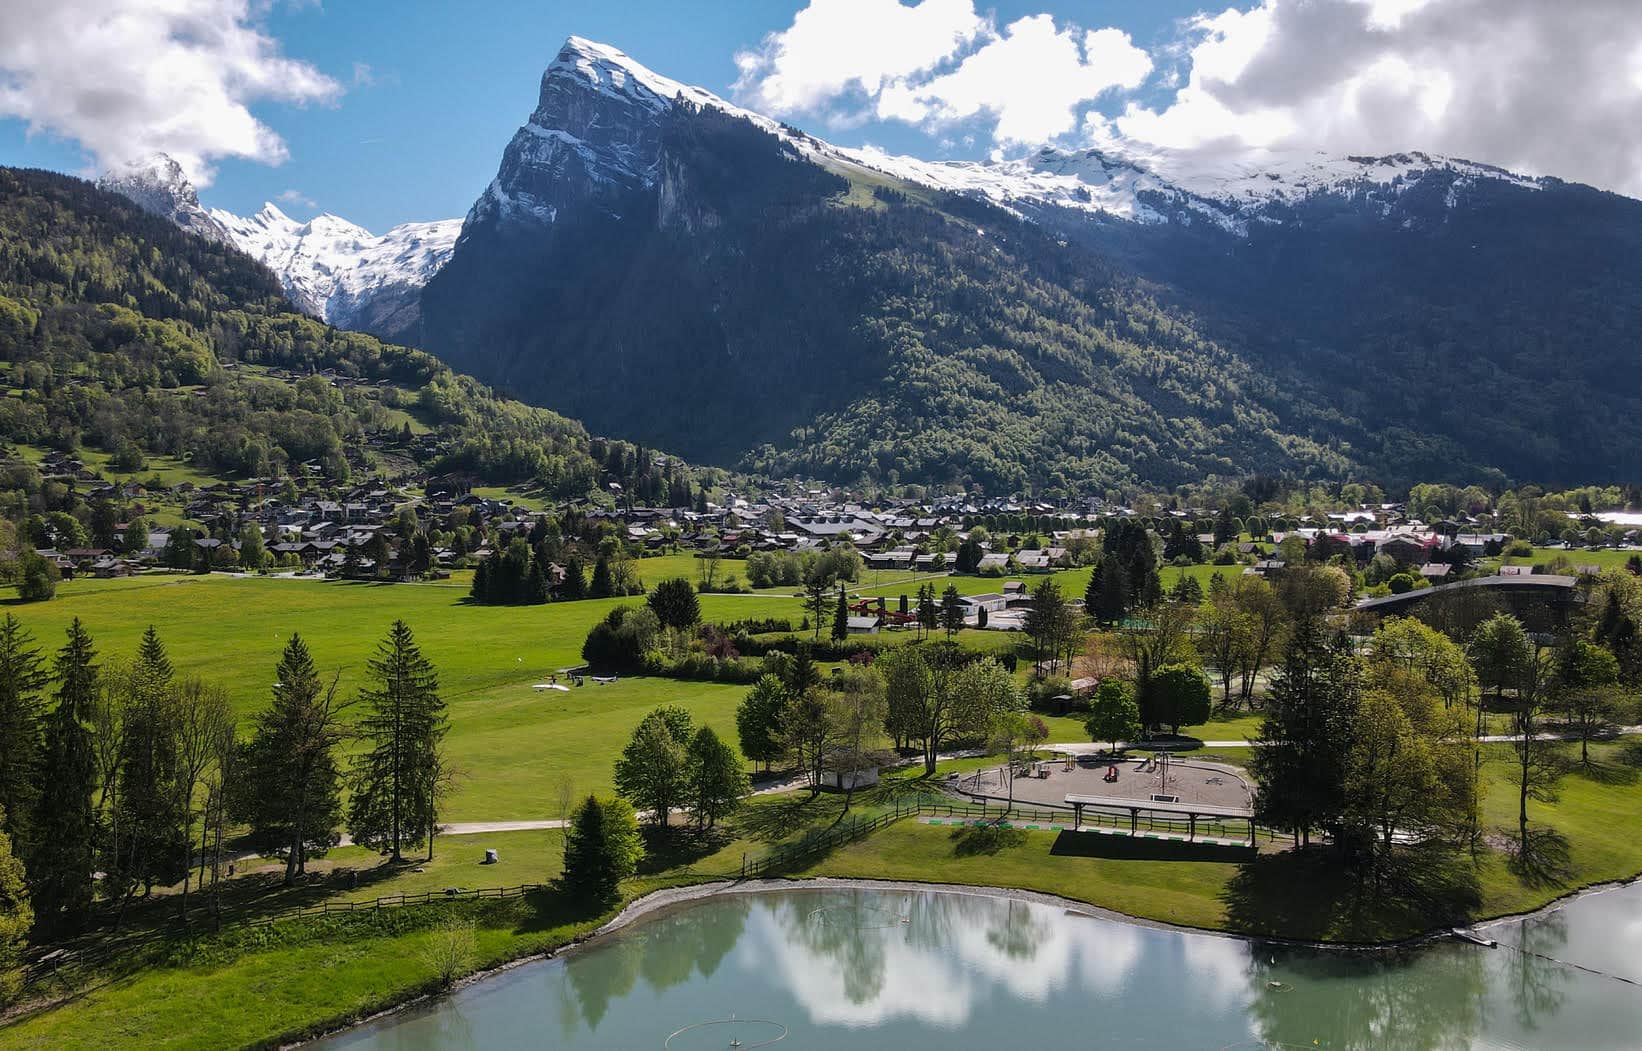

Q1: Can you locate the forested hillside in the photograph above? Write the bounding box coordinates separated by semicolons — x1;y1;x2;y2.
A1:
0;167;692;499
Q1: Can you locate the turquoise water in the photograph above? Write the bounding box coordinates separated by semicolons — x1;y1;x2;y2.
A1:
317;882;1642;1049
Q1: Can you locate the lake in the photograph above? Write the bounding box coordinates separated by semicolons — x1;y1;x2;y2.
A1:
316;881;1642;1049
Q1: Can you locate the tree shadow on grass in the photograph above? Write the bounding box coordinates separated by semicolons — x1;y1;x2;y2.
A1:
951;825;1028;857
1572;760;1638;786
1508;827;1574;889
1049;831;1252;864
733;793;842;845
636;826;732;875
1220;843;1481;942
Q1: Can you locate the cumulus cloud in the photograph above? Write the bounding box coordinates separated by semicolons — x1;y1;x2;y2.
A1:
734;0;986;117
1104;0;1642;196
0;0;341;185
736;1;1149;143
880;17;1151;145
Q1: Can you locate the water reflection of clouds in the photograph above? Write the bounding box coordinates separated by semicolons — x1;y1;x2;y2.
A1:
745;891;1247;1028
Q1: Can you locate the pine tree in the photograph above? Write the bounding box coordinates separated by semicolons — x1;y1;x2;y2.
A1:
832;586;850;642
235;635;349;884
560;553;588;600
939;584;966;639
0;615;47;863
560;795;641;907
589;555;615;599
348;621;448;862
111;627;187;905
31;619;99;937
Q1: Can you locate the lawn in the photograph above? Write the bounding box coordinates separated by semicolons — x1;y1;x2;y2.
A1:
0;575;805;818
0;574;1268;817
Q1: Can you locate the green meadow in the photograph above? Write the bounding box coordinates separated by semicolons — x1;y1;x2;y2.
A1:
1;568;1266;821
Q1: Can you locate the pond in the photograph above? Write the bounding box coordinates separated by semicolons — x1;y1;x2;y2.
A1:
316;880;1642;1049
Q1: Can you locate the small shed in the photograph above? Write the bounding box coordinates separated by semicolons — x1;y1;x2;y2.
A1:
821;766;880;791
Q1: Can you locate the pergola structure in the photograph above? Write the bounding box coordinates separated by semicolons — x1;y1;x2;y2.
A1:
1064;793;1257;847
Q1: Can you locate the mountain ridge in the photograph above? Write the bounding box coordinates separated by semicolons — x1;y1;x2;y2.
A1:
94;36;1642;494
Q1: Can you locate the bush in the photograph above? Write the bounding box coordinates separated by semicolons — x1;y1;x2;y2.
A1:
17;551;57;602
1387;573;1415;594
581;606;661;670
419;917;477;988
1027;675;1078;712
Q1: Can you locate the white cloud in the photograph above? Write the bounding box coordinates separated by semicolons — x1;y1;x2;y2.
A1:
0;0;340;185
734;0;986;116
736;2;1148;144
883;16;1152;144
1105;0;1642;196
276;188;316;209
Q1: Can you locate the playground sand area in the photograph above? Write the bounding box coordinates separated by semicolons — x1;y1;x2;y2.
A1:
960;753;1255;812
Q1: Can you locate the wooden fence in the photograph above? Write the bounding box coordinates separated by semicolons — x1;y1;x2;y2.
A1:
240;883;551;928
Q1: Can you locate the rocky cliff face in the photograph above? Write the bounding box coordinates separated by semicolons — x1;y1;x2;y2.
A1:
96;154;230;243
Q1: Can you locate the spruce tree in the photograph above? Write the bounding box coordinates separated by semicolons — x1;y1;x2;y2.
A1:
939;584;966;639
31;619;99;938
560;795;640;907
832;586;850;642
347;621;448;862
589;555;616;599
0;615;47;863
525;560;550;604
112;627;187;903
236;635;348;883
560;553;588;600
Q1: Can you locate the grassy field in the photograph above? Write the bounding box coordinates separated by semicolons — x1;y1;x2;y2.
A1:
1;575;802;818
1495;546;1639;571
0;572;1267;820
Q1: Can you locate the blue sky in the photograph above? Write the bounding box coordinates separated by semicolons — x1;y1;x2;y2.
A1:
2;1;1638;229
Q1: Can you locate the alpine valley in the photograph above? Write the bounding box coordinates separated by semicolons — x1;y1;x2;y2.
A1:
104;36;1642;495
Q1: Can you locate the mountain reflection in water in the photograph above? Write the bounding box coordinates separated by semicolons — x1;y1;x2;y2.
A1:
316;884;1642;1050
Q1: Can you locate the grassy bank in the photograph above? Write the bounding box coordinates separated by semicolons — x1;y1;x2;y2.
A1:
8;741;1642;1048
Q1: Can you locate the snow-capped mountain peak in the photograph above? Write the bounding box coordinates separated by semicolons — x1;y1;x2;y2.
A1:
97;153;230;243
96;154;462;335
208;202;461;334
835;143;1551;233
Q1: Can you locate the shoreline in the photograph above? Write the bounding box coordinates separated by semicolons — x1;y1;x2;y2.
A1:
292;867;1642;1047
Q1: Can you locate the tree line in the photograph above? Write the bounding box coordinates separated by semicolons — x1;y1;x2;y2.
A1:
0;614;451;1000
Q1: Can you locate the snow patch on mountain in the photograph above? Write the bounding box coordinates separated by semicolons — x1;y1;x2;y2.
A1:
97;154;231;243
837;144;1551;233
209;203;461;331
477;37;1554;241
